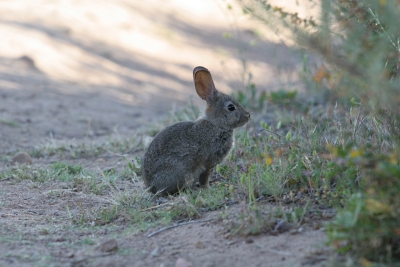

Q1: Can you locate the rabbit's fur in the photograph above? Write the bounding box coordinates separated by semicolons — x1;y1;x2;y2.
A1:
142;66;250;195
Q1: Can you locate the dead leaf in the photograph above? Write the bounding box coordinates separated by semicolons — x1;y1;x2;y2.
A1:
314;64;329;83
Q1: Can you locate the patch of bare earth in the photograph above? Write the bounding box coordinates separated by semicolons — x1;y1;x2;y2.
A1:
0;1;329;266
0;176;327;267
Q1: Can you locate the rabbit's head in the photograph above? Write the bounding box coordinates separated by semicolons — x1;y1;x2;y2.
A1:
193;66;250;130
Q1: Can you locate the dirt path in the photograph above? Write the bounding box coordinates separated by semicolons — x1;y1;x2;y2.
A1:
0;1;328;266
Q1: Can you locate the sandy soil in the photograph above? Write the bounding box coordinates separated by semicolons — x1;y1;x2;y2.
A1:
0;1;328;266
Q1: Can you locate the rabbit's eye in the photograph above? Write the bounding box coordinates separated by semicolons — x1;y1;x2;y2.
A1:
227;104;236;111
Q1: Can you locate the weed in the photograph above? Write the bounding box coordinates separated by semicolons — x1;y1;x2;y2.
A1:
51;162;82;176
95;205;119;225
327;149;400;262
120;156;142;179
223;203;276;236
0;116;19;127
81;238;96;245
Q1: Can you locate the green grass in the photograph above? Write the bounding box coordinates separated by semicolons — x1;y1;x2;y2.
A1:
27;134;143;159
0;116;20;127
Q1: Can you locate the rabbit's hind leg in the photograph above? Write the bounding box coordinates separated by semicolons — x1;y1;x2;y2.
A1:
198;168;212;188
149;169;189;195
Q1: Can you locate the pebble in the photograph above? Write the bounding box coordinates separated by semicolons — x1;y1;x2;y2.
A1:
176;258;193;267
97;239;118;252
10;152;32;165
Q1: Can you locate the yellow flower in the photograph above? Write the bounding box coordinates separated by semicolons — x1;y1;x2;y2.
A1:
365;198;392;214
389;153;399;164
266;155;273;166
350;149;363;158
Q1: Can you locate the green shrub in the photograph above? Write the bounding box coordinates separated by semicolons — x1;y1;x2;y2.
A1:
328;150;400;262
237;0;400;263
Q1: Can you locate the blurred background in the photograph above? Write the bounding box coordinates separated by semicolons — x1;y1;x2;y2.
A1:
0;0;316;152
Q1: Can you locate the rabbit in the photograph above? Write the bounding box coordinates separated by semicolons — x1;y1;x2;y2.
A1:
142;66;250;195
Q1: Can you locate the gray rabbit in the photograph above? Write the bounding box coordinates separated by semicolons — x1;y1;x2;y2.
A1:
142;66;250;195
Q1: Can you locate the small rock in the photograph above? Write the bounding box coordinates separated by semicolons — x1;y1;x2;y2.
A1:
244;237;254;244
223;233;231;239
227;240;237;246
55;236;65;242
312;222;322;230
97;158;106;164
55;249;75;258
97;239;118;252
151;246;163;257
10;152;32;165
195;241;205;249
274;220;292;233
59;182;69;189
175;258;193;267
290;228;298;235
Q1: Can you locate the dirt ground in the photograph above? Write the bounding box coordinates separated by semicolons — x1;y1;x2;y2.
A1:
0;1;329;266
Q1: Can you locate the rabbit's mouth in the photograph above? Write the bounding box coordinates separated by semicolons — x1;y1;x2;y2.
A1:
228;111;251;128
239;112;251;126
225;115;250;129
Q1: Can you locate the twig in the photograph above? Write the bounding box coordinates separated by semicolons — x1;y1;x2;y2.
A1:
262;128;286;139
265;248;291;256
42;189;79;195
250;116;259;146
248;195;266;205
148;219;214;238
68;253;113;265
0;176;12;182
256;245;291;256
366;7;397;51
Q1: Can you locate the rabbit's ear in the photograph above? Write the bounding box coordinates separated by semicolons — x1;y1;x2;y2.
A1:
193;66;216;102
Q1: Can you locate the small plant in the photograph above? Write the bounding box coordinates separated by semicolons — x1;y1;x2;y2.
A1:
0;116;19;127
268;90;297;105
121;156;142;179
95;205;119;225
51;162;83;176
223;203;276;236
328;149;400;262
